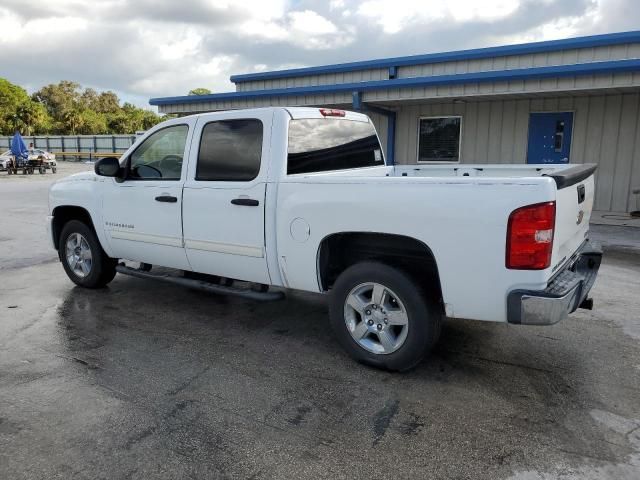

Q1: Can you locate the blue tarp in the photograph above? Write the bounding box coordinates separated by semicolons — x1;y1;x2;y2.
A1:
10;131;28;166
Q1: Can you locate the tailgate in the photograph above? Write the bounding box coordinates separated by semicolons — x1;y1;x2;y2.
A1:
546;164;597;273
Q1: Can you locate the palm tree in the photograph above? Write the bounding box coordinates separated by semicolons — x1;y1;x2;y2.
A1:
62;107;83;135
11;102;47;135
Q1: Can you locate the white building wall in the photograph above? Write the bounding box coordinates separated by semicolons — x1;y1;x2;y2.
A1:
232;43;640;92
361;71;640;102
235;68;388;92
392;93;640;212
160;92;640;212
396;43;640;79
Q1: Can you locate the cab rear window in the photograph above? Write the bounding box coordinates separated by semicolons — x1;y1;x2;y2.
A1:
287;119;383;175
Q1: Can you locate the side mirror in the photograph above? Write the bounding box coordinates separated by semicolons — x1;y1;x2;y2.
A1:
95;157;121;177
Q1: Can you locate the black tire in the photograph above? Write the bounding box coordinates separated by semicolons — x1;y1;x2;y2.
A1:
59;220;117;288
52;166;57;173
329;261;442;371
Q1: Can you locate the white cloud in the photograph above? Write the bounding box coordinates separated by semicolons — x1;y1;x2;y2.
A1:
358;0;521;34
238;9;347;49
289;10;338;35
131;55;236;96
0;0;633;108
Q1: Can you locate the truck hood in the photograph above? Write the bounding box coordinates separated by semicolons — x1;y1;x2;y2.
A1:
54;171;97;184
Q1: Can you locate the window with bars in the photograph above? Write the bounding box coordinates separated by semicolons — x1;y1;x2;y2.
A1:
417;117;461;162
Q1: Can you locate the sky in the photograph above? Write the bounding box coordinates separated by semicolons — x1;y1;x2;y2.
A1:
0;0;638;109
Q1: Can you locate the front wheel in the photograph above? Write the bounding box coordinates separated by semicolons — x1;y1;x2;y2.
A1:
59;220;117;288
329;262;442;371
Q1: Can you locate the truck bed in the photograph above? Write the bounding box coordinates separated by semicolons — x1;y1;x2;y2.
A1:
392;163;594;184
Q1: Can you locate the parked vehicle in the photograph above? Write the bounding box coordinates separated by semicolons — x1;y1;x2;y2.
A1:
2;148;57;174
0;150;12;171
29;149;57;173
47;107;602;370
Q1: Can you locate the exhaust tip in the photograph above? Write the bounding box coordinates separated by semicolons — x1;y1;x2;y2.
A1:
579;297;594;310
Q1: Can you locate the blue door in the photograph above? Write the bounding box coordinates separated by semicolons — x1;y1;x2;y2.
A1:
527;112;573;164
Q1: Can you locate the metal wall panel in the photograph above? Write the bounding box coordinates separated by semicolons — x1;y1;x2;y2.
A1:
359;71;640;104
235;68;388;92
232;44;640;93
366;112;388;158
159;68;640;116
395;44;640;80
159;92;353;115
393;93;640;212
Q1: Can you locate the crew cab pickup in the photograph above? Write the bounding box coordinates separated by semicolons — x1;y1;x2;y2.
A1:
48;107;602;371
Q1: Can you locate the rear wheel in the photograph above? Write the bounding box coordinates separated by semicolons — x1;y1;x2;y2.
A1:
329;261;442;371
59;220;117;288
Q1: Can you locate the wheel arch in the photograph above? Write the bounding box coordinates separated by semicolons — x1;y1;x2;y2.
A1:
316;231;444;306
51;205;96;250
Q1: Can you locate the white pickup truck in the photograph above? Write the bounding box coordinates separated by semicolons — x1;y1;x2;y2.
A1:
48;107;601;371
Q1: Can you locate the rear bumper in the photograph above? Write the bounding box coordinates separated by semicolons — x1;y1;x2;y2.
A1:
507;240;602;325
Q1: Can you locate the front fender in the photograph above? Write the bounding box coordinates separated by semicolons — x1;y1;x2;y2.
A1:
49;175;113;257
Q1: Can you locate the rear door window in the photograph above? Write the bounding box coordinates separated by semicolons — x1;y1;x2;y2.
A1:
287;119;383;174
196;119;263;181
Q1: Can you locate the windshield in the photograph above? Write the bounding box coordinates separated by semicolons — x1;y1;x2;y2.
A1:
287;118;384;174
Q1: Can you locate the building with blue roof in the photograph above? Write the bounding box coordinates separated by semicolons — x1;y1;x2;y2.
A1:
150;31;640;213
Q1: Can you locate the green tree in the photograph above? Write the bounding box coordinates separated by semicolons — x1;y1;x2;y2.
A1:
94;91;121;114
32;81;82;122
8;101;50;135
61;107;83;135
106;112;132;134
0;78;40;134
81;88;120;114
188;88;211;95
77;109;109;134
2;78;163;135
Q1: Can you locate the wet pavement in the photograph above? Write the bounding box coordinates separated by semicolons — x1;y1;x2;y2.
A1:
1;165;640;479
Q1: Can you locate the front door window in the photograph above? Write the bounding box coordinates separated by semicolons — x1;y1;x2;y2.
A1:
128;125;188;180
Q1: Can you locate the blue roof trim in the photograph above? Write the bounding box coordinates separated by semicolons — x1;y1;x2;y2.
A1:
150;59;640;106
229;31;640;83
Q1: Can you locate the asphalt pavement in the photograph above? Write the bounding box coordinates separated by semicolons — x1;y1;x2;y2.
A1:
1;163;640;479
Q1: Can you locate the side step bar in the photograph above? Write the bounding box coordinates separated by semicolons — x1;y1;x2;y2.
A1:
115;265;285;302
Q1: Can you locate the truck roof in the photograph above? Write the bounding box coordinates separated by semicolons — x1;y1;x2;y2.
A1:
179;106;371;123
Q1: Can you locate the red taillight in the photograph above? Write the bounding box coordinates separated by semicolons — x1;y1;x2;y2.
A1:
319;108;345;117
506;201;556;270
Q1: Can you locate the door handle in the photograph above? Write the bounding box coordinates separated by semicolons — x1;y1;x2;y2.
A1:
231;198;259;207
155;195;178;203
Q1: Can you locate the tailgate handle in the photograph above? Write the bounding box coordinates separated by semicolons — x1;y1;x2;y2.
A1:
577;184;586;204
